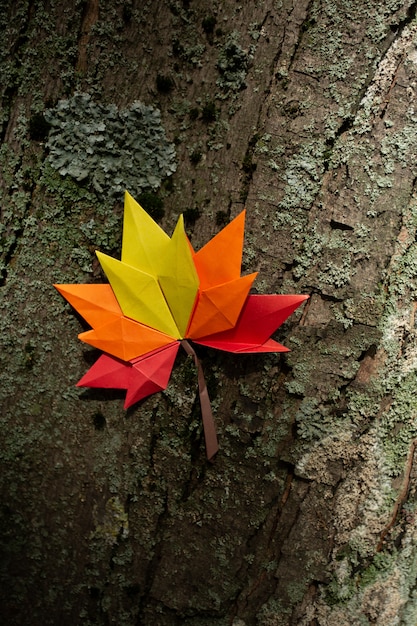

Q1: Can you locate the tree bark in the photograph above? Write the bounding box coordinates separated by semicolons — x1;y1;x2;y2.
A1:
2;1;417;625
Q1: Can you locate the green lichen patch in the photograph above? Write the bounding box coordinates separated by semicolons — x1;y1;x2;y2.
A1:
216;33;251;97
44;93;177;200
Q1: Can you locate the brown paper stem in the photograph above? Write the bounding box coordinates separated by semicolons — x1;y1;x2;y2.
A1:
181;340;218;461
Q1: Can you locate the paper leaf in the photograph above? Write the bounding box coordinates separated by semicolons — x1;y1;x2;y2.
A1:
56;191;309;460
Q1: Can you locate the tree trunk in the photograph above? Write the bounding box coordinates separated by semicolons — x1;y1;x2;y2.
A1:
2;1;417;624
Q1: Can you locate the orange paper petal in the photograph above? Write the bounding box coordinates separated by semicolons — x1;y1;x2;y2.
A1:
192;211;246;289
186;273;257;339
78;317;177;361
54;284;121;327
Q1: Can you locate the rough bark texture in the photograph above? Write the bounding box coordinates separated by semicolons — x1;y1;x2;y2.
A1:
2;1;417;625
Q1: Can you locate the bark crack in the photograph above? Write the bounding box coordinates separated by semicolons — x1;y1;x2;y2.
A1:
376;438;417;552
76;0;100;73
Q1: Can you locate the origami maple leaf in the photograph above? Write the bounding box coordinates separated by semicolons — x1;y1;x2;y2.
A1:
55;191;308;459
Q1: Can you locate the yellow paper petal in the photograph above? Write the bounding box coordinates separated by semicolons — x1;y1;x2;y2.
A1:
158;215;199;336
121;191;169;275
97;251;180;338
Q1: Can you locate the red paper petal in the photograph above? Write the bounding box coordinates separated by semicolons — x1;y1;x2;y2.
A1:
194;294;308;351
77;343;180;408
77;354;130;388
195;338;290;353
124;342;180;408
